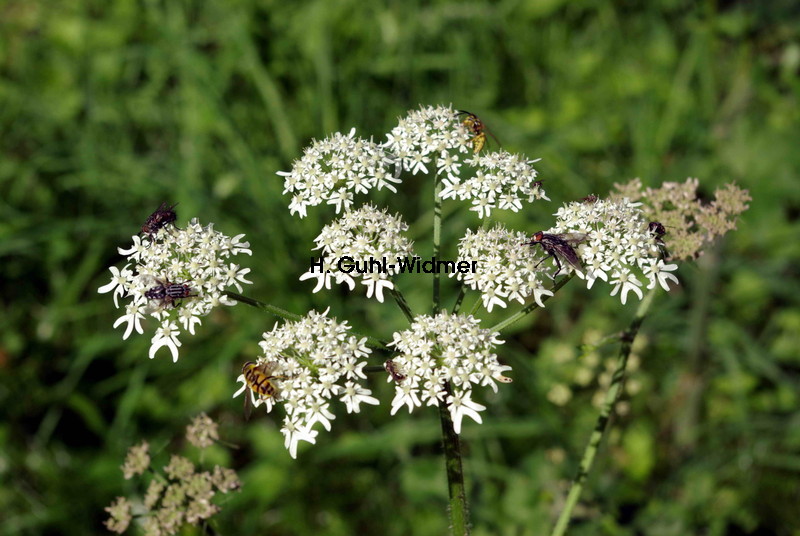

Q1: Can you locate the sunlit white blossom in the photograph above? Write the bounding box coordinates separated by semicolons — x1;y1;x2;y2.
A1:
279;128;400;218
233;309;377;457
300;204;415;303
99;218;253;361
454;225;553;312
387;312;509;433
539;197;680;303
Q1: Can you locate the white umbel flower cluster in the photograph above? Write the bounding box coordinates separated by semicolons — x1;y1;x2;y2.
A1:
441;151;548;218
299;204;415;303
98;219;253;362
382;104;548;218
383;104;473;176
278;128;400;218
453;225;554;312
548;197;679;304
387;312;510;434
232;309;377;458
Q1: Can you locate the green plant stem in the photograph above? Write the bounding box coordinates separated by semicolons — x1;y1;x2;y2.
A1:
439;382;470;536
390;287;415;323
550;287;657;536
223;290;389;350
451;284;466;314
433;173;443;314
489;275;574;333
431;169;469;534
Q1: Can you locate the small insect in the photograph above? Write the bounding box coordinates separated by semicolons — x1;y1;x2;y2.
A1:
384;359;406;383
523;231;588;278
141;202;178;236
648;221;666;240
242;361;285;420
647;221;670;258
456;110;499;154
582;194;599;203
144;278;196;308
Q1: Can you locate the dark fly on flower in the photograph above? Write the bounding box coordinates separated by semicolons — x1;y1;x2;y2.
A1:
648;221;666;240
141;202;178;237
523;231;588;278
384;359;406;383
144;278;196;309
647;221;670;259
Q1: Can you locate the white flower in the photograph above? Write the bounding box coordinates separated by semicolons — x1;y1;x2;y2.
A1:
99;218;253;362
543;197;680;303
642;259;679;291
448;390;487;434
282;417;318;459
300;204;414;303
149;320;182;362
279;128;399;218
387;313;508;433
234;310;375;456
98;264;133;308
454;225;552;312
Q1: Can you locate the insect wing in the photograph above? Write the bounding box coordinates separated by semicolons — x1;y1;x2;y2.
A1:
547;234;587;271
558;232;589;246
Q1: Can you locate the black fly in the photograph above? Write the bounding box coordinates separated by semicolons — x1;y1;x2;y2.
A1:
144;278;196;308
141;202;178;237
523;231;588;278
384;359;406;383
647;221;669;258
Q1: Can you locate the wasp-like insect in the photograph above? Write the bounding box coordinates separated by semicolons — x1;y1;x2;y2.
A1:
456;110;499;154
144;278;196;308
241;361;285;420
384;359;406;383
141;202;178;236
523;231;588;278
582;194;599;203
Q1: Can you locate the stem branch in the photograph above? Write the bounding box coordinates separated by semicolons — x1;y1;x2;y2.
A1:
550;287;657;536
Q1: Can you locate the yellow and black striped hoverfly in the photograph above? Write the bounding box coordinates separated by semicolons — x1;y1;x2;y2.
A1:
241;360;285;420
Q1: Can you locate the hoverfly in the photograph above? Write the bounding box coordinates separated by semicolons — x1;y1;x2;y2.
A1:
523;231;588;278
384;359;406;383
144;278;196;309
241;361;285;420
456;110;499;154
141;202;178;237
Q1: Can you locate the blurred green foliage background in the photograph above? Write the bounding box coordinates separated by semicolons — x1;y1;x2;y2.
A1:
2;0;799;534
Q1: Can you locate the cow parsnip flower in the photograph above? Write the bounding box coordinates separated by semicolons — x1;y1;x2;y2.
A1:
387;312;510;433
299;204;415;303
98;219;253;362
546;197;678;304
233;309;377;458
279;128;400;218
453;225;554;312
